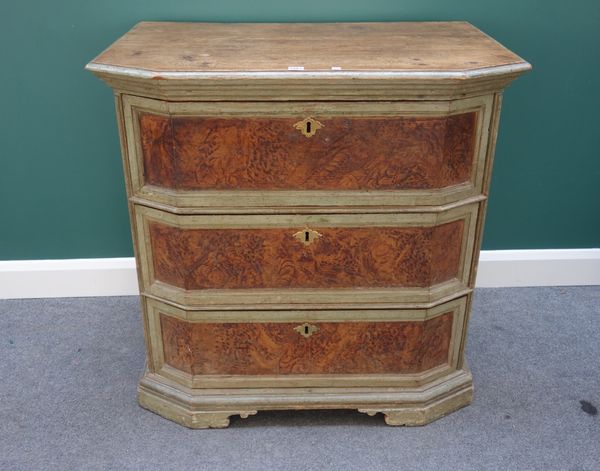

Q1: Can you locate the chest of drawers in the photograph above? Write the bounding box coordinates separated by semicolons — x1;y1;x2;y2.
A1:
87;21;530;428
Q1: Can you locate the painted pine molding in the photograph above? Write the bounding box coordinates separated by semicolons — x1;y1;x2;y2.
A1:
0;249;598;299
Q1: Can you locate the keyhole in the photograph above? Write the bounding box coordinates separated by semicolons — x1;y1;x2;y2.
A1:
306;121;312;134
293;228;321;246
294;322;318;337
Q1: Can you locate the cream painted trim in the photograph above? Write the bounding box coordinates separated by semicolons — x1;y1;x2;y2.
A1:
0;249;598;299
96;75;524;102
86;62;532;81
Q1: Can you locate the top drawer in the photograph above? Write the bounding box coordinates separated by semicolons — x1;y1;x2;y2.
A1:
121;95;494;212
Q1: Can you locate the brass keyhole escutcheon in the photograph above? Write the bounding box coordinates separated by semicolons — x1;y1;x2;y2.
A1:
294;323;319;338
293;227;322;246
293;117;324;138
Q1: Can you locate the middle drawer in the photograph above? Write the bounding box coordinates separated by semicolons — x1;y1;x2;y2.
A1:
134;202;478;308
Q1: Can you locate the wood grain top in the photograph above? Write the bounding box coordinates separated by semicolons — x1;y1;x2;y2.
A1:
87;22;530;78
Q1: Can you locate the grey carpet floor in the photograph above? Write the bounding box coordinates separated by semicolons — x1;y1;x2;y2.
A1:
1;287;599;471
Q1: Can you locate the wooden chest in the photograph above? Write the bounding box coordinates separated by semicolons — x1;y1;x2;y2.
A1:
87;22;530;428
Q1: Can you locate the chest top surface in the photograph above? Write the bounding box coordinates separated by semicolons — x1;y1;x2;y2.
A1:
88;21;529;78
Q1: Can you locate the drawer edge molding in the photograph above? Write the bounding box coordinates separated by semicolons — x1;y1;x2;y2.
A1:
129;191;487;215
141;285;473;312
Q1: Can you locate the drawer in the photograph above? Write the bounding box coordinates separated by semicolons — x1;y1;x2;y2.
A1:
145;296;468;388
134;203;478;308
122;95;494;211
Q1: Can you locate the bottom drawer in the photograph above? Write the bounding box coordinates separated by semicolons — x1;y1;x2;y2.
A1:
145;296;467;388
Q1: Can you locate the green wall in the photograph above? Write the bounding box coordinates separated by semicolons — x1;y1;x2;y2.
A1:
2;1;599;260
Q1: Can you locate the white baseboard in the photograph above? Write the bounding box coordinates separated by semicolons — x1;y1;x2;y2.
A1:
0;258;139;300
476;249;600;288
0;249;598;299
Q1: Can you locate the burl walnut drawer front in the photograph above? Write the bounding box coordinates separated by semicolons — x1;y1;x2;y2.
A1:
145;296;467;388
122;94;494;211
135;203;478;308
